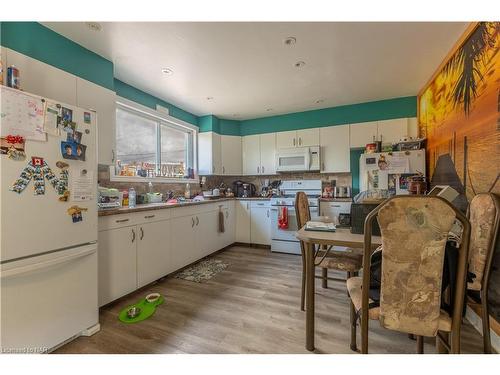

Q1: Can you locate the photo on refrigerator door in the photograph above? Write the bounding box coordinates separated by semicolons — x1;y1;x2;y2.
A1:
61;141;87;161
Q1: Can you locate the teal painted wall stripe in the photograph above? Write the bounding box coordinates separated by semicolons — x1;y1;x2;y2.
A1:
238;96;417;136
219;119;240;136
0;22;199;126
114;79;198;126
198;115;220;132
1;22;114;90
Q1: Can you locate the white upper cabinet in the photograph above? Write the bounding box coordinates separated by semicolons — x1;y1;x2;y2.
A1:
76;78;116;165
260;133;277;175
297;128;320;147
350;118;417;148
320;125;350;173
198;132;222;175
407;117;419;138
242;134;261;175
349;121;378;148
377;118;408;144
276;130;297;148
5;48;77;105
276;128;320;148
242;133;276;175
220;135;242;175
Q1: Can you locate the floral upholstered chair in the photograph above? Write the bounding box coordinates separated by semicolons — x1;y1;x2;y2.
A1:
295;192;363;311
466;193;500;353
346;196;471;354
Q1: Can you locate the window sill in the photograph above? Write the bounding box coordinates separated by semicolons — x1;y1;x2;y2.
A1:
109;167;198;184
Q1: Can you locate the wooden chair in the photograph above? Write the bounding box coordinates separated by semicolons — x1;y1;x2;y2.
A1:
466;193;500;354
346;195;471;354
295;192;363;311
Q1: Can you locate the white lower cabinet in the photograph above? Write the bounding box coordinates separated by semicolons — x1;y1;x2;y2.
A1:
170;214;197;270
224;202;236;247
196;210;218;258
98;226;138;307
97;201;242;306
137;220;172;288
235;200;251;243
250;202;271;245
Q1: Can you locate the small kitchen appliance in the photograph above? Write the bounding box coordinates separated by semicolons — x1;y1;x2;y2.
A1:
233;180;256;198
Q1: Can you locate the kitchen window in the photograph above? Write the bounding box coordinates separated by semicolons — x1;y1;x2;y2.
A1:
113;99;197;182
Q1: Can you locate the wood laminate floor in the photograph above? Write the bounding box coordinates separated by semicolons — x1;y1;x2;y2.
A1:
55;246;485;354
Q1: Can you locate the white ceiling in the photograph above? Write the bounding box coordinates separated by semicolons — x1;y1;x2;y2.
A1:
43;22;468;120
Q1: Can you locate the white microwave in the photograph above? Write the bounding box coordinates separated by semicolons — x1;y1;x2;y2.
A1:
276;146;320;172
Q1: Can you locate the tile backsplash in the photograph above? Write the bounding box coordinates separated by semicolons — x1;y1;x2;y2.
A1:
98;164;351;197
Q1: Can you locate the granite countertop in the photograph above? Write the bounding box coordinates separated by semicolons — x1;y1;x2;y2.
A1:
98;197;270;217
319;197;353;202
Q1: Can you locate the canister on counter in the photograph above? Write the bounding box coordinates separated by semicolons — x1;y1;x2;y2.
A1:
7;65;20;89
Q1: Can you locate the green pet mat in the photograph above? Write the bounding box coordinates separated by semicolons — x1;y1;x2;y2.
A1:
118;295;164;324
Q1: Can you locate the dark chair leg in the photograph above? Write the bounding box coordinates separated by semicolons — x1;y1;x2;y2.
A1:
481;291;492;354
350;302;358;351
416;336;424;354
322;268;328;289
300;250;306;311
436;331;450;354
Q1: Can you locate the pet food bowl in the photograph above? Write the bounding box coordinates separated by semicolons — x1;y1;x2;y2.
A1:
126;306;141;319
145;293;161;304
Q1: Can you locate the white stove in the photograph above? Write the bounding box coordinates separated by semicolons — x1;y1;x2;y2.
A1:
270;180;322;255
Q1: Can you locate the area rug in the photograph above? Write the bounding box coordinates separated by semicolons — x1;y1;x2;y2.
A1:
174;259;229;283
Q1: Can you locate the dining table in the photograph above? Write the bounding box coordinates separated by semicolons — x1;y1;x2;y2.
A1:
295;226;382;351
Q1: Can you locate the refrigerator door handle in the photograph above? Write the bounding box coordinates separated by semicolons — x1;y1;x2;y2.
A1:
1;246;96;279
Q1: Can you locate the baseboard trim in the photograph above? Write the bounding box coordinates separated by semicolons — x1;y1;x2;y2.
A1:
465;306;500;353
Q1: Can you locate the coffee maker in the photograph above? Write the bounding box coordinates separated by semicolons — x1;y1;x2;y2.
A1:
233;180;256;198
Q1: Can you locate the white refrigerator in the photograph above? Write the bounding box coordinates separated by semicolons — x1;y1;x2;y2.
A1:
359;149;426;194
0;87;99;353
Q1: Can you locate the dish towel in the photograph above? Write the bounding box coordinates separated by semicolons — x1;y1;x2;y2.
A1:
218;209;225;233
278;206;289;229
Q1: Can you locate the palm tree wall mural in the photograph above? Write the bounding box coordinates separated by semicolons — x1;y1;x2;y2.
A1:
418;21;500;200
442;22;500;116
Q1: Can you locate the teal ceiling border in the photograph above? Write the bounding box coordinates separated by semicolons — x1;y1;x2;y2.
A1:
114;79;198;126
1;22;114;90
238;96;417;136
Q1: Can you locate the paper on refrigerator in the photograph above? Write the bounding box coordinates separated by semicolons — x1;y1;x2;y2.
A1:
71;169;94;202
0;86;46;141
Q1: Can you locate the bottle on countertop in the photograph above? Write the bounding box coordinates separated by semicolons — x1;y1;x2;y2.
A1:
128;187;136;208
184;183;191;199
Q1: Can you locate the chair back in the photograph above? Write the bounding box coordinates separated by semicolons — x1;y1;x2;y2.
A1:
468;193;500;291
295;191;311;229
362;196;470;337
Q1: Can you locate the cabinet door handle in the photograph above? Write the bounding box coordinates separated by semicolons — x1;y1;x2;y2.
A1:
262;166;265;173
322;162;325;171
257;166;260;174
222;166;225;174
116;218;129;223
140;227;144;240
299;137;302;146
191;217;195;227
293;138;296;146
267;209;270;218
195;216;199;226
144;214;155;219
111;149;115;163
131;229;136;243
